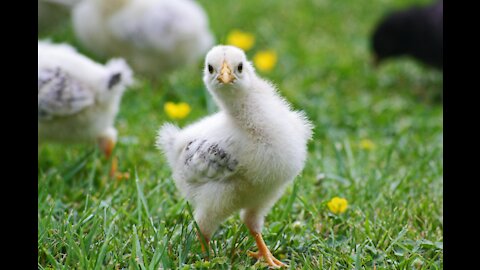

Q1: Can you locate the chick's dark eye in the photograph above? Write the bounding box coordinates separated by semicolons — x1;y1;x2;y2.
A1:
208;64;214;74
238;63;243;73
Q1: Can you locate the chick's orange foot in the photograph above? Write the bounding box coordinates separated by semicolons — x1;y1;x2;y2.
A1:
108;156;130;180
248;251;286;268
248;233;286;268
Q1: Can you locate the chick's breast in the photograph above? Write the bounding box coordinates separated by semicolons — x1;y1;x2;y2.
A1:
170;109;309;214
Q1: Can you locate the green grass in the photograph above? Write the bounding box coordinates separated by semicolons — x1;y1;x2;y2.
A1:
38;0;443;269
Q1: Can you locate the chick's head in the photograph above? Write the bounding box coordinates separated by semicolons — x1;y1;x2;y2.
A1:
96;58;133;103
203;45;255;97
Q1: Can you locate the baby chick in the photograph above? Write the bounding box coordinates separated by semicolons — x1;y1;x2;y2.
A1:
38;41;133;166
72;0;214;77
157;45;313;267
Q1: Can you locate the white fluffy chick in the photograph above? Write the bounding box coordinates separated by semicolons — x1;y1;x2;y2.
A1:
157;45;313;267
38;40;133;161
72;0;214;76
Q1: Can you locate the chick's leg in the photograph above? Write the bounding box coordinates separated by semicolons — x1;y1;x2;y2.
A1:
97;127;125;179
241;209;286;268
97;135;117;177
194;210;219;259
98;136;115;160
197;231;210;256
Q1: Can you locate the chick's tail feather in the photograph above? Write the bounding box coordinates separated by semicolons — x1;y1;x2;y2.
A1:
157;123;181;166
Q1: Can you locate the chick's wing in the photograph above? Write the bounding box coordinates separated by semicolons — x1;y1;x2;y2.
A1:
181;139;239;183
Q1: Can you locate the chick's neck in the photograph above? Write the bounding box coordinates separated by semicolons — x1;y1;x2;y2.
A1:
216;87;287;141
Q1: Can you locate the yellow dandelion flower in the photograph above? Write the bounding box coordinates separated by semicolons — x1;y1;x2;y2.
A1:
226;30;255;51
327;197;348;214
359;139;376;151
164;102;191;120
253;50;277;72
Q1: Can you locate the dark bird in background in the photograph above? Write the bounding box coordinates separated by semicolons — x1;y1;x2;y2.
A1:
371;0;443;70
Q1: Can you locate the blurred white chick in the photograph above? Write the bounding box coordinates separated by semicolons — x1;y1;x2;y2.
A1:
157;45;313;267
72;0;214;76
38;0;80;33
38;41;133;165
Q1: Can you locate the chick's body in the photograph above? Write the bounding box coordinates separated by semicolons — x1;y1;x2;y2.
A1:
158;45;312;267
164;90;309;235
38;41;133;157
72;0;214;76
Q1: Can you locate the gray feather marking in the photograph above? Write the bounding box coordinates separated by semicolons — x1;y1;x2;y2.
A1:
38;67;94;121
183;139;238;182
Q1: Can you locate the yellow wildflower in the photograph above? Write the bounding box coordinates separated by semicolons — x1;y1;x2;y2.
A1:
253;50;278;72
226;30;255;51
359;139;376;151
164;102;191;120
327;197;348;214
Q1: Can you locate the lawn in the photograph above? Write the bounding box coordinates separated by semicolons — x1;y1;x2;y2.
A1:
38;0;443;269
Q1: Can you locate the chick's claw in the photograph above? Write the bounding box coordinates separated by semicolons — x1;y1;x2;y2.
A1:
248;250;286;268
248;232;287;268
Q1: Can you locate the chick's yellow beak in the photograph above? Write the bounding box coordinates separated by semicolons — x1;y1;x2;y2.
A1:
217;61;235;84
